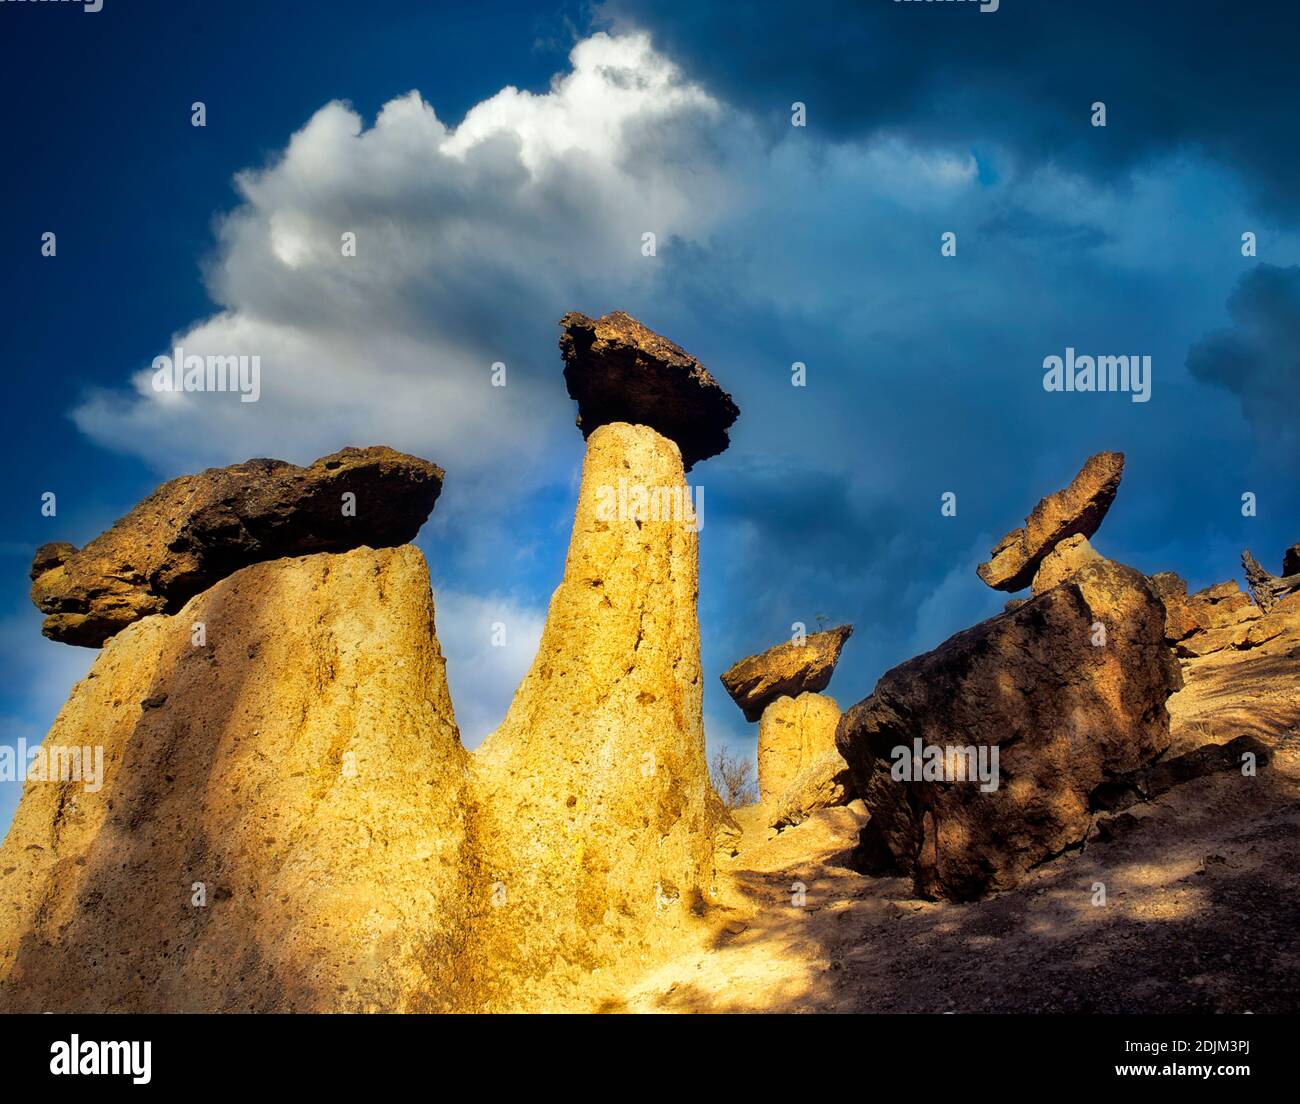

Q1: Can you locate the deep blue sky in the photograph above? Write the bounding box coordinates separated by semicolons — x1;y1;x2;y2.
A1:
4;0;1299;834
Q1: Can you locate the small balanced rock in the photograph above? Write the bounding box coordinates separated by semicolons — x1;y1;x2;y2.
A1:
559;310;739;471
720;624;853;724
977;451;1124;592
30;446;443;647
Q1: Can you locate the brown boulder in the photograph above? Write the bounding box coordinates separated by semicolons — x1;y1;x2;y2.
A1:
1030;533;1102;595
838;557;1180;901
1148;571;1201;642
30;446;443;647
721;625;853;723
977;451;1124;592
559;310;739;470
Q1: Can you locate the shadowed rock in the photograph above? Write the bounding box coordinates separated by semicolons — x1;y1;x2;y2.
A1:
559;310;739;470
838;558;1180;902
30;446;443;647
721;624;853;723
978;451;1124;592
1285;544;1300;577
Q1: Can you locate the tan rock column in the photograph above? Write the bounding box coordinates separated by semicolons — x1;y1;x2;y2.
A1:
757;691;842;804
475;421;714;1007
0;547;483;1012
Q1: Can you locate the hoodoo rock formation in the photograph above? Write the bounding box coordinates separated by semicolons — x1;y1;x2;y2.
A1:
559;310;739;470
3;311;739;1012
721;624;853;723
30;446;443;647
977;451;1124;592
720;626;857;825
1;546;481;1012
472;312;736;1007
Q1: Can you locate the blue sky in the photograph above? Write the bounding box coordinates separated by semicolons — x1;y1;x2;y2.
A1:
4;0;1299;834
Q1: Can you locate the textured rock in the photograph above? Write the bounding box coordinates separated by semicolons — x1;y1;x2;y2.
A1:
1031;533;1103;595
30;447;443;647
473;422;716;1009
1285;544;1300;577
977;451;1125;592
1149;571;1200;643
1172;580;1263;657
756;691;843;804
769;749;855;830
559;310;739;470
721;625;854;723
838;557;1181;901
0;547;483;1012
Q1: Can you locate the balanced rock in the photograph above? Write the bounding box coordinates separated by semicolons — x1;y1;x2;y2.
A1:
559;310;739;470
756;691;843;805
30;446;443;647
0;547;483;1012
473;422;717;1008
978;451;1124;592
721;624;853;723
1031;533;1102;595
838;557;1180;901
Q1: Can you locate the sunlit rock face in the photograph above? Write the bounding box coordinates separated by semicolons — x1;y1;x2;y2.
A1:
473;422;716;1009
0;546;484;1012
756;691;842;805
978;451;1124;593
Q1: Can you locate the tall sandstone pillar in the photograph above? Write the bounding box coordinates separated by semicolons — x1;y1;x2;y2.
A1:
474;311;739;1008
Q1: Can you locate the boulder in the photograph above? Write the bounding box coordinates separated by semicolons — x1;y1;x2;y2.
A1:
0;547;483;1012
838;557;1181;902
1148;571;1201;642
473;422;717;1008
769;748;855;830
977;451;1124;592
721;625;853;723
559;310;739;470
1031;533;1102;595
30;447;443;647
1170;579;1263;657
1285;544;1300;577
756;691;843;804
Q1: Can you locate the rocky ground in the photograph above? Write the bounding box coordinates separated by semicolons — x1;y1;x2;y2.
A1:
606;603;1300;1014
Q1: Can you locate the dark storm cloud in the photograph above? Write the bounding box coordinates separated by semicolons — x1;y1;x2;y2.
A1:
600;0;1300;217
1187;263;1300;452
